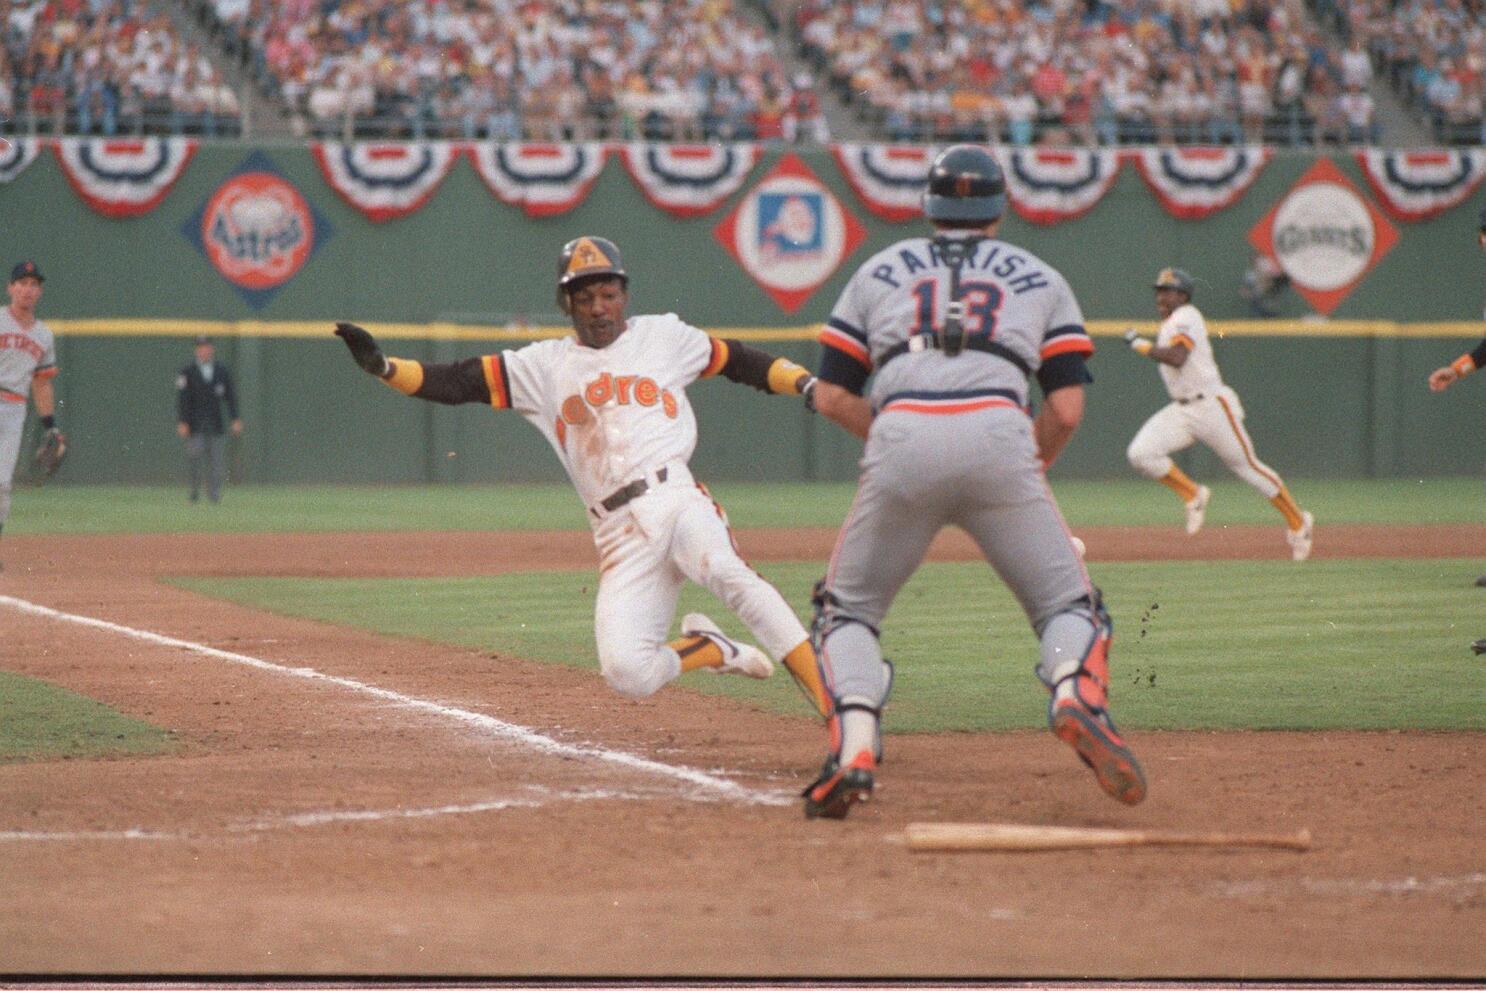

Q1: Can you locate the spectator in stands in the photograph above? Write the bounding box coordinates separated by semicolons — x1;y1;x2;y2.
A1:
1336;80;1378;145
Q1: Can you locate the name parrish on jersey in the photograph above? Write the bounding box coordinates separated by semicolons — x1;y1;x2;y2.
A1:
817;234;1094;409
865;240;1052;295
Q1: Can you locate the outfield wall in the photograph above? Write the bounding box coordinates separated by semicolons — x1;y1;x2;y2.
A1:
4;144;1484;483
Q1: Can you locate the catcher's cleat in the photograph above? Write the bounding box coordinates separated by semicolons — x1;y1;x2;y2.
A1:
1184;485;1210;536
680;613;773;679
1287;511;1314;562
1050;697;1147;806
802;751;876;820
1472;639;1486;656
1474;575;1486;588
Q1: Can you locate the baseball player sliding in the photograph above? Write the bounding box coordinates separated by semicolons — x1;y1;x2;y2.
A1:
803;145;1144;819
334;236;830;717
1124;268;1314;561
0;260;63;571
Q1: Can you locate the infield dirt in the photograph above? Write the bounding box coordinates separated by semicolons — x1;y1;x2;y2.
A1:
1;526;1483;977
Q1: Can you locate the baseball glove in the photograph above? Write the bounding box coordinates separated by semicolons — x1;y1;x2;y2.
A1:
33;428;67;481
334;321;390;377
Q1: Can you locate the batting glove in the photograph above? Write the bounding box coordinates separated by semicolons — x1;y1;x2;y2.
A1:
1124;329;1153;356
334;322;391;377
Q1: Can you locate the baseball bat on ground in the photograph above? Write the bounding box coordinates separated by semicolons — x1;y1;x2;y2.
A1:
904;821;1312;853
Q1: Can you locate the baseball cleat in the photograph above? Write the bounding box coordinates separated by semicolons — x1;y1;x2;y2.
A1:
1287;511;1314;562
1474;575;1486;588
1050;698;1147;806
802;751;876;820
1473;639;1486;656
680;612;773;679
1184;485;1210;536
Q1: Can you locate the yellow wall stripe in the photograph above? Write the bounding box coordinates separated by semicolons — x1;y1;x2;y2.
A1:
44;318;1486;342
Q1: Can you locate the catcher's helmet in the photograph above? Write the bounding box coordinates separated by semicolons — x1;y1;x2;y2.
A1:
923;145;1006;225
1153;267;1195;298
557;236;627;313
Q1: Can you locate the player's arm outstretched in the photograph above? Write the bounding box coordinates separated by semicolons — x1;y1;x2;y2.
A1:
703;337;816;399
1428;336;1486;392
335;322;495;405
1123;327;1190;367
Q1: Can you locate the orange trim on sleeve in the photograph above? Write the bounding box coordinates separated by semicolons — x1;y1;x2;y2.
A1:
1040;338;1094;360
818;329;872;369
701;337;729;378
1452;354;1475;377
32;365;59;380
1169;334;1196;351
483;354;510;408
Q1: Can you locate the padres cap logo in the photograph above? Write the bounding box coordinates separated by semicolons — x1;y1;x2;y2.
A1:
566;237;614;277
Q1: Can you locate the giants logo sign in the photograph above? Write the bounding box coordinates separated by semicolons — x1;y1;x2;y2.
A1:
183;153;332;309
1248;158;1397;316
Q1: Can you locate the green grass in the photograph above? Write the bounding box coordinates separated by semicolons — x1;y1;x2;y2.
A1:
7;477;1486;534
0;671;177;762
173;557;1486;733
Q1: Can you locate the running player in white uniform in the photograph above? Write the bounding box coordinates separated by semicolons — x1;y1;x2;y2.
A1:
803;146;1145;819
1124;267;1314;561
0;260;61;566
334;237;830;717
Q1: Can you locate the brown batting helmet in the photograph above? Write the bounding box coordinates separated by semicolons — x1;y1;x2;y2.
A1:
556;236;627;313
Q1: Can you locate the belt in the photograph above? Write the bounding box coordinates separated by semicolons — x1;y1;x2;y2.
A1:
592;466;668;517
1176;393;1206;405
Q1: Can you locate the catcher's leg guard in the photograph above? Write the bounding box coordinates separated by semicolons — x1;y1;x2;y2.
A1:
1036;591;1147;806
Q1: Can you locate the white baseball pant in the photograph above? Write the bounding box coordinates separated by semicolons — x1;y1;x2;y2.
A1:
1126;385;1286;498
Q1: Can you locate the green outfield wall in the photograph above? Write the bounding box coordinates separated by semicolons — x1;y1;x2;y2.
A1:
4;143;1485;484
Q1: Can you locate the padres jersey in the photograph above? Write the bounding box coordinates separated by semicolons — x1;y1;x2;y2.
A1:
486;314;720;513
0;308;57;403
819;234;1090;407
1155;302;1223;401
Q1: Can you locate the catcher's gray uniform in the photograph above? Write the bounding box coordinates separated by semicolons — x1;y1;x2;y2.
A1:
815;232;1096;705
0;304;58;527
804;151;1144;817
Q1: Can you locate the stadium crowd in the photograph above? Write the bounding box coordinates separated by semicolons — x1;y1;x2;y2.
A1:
785;0;1395;146
2;0;1483;145
2;0;240;135
190;0;830;140
1312;0;1486;145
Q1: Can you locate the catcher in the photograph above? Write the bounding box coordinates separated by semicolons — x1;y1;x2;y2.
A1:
333;236;831;717
0;261;64;568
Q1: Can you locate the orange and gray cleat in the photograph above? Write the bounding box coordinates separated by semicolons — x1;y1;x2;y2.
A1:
1050;696;1147;806
802;751;876;820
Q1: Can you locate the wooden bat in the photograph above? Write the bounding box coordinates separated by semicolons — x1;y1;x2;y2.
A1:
904;821;1312;853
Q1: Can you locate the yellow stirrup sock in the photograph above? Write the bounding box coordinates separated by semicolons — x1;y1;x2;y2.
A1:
782;639;832;719
1159;466;1200;503
671;634;725;672
1270;487;1305;530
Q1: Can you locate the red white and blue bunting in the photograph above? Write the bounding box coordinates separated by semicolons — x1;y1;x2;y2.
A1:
53;137;197;218
1131;145;1271;220
0;137;42;184
1357;148;1486;222
619;143;759;217
312;141;461;223
467;142;609;217
1000;146;1122;226
830;143;940;222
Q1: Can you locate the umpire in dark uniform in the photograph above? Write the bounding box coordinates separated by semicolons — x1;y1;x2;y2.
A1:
176;335;242;503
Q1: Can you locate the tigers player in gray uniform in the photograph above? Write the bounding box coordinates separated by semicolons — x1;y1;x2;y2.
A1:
802;146;1145;819
0;260;61;564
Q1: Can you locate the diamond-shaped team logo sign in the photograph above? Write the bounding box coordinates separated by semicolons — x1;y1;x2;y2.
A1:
182;151;332;310
713;152;865;314
1248;157;1397;317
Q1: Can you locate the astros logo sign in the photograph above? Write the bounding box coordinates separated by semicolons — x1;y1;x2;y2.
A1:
202;171;314;290
715;152;865;314
183;152;332;309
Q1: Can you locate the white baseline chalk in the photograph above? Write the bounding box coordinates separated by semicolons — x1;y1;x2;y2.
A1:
0;595;790;807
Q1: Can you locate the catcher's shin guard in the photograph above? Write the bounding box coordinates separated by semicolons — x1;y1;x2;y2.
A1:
1039;592;1147;806
802;700;879;820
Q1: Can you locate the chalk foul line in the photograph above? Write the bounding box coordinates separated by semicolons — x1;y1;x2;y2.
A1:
0;595;791;808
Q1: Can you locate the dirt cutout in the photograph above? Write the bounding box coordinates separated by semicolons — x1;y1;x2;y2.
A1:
1;526;1483;977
